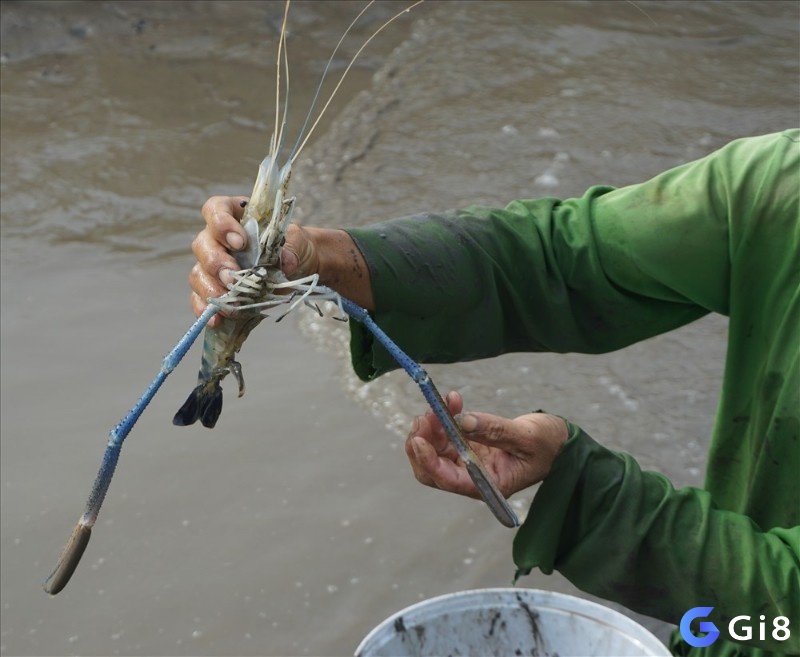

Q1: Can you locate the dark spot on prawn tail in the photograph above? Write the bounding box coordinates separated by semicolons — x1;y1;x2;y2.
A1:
173;381;223;428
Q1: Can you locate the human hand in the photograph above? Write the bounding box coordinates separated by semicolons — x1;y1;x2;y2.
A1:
405;391;569;500
189;195;320;328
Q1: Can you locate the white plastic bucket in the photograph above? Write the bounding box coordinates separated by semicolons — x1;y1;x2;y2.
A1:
355;588;671;656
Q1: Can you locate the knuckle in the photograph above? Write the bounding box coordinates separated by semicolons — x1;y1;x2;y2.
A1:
206;250;224;272
201;196;217;218
486;421;507;442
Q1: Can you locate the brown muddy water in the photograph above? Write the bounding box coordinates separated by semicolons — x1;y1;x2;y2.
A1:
1;1;798;655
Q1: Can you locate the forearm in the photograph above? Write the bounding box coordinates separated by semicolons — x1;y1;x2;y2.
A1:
337;134;799;382
514;426;800;653
342;193;712;381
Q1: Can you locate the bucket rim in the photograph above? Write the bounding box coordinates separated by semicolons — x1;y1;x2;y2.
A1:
355;587;670;657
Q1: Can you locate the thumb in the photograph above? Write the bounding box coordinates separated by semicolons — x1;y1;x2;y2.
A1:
455;412;521;452
282;225;318;279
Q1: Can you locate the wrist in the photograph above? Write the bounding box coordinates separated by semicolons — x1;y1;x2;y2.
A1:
532;413;570;480
307;227;375;309
548;415;570;469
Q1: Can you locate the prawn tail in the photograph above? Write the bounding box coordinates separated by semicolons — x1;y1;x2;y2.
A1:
173;380;223;428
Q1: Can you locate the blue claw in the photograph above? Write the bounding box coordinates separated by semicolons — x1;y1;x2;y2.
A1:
44;305;219;595
337;295;519;528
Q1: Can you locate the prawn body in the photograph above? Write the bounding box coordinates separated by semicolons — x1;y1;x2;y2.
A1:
173;156;294;428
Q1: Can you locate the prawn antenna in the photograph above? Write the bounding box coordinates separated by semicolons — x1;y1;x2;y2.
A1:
289;0;425;165
625;0;659;27
288;0;376;162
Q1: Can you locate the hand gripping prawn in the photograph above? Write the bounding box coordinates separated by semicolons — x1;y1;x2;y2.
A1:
44;0;516;596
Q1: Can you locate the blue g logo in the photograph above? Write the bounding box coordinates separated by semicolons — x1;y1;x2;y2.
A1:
680;607;721;648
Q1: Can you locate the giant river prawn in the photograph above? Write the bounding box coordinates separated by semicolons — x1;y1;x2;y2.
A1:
44;0;518;596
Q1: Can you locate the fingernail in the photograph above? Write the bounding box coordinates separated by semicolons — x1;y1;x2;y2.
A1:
220;269;234;286
410;416;420;434
456;413;478;433
226;232;244;250
411;436;423;458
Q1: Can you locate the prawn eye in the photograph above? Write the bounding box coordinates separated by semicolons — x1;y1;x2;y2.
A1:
240;200;248;208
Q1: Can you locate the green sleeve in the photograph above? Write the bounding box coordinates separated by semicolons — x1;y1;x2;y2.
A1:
345;188;710;379
345;131;793;381
513;426;800;655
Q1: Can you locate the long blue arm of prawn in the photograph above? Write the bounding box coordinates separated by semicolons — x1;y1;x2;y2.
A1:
43;304;219;595
335;294;519;529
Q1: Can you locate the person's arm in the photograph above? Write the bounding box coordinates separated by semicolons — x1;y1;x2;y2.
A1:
513;424;800;653
343;131;797;381
405;397;800;653
342;183;717;380
192;133;796;359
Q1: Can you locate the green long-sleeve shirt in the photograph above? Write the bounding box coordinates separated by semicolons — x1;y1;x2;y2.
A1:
345;130;800;656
